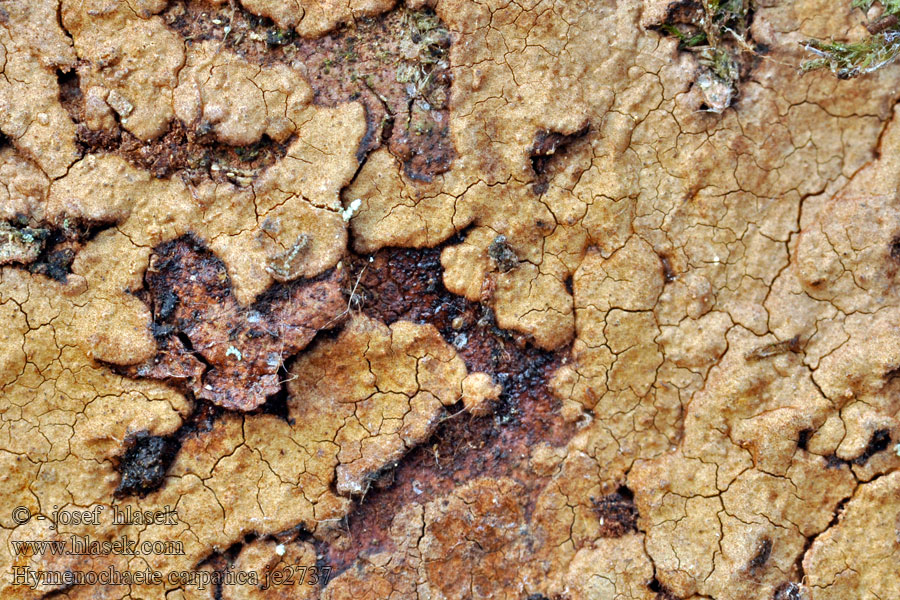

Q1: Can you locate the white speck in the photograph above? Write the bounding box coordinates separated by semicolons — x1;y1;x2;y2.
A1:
247;311;261;324
412;480;423;495
205;384;213;390
452;332;468;350
226;346;243;361
275;543;285;556
341;198;362;221
37;113;49;125
894;442;900;457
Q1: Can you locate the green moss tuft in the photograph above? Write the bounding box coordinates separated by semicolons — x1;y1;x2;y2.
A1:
802;0;900;78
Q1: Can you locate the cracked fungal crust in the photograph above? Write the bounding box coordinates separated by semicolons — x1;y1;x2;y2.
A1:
2;0;900;598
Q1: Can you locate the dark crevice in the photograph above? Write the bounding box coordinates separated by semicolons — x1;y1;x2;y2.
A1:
529;121;590;195
56;67;81;115
659;253;677;283
797;428;813;451
255;363;293;423
792;494;851;589
648;577;682;600
747;536;773;571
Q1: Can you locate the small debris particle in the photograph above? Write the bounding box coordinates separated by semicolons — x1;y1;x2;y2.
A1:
745;335;802;361
488;234;518;272
265;234;311;282
592;487;639;537
226;346;243;361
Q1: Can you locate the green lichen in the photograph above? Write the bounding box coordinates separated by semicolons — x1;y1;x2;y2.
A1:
802;0;900;78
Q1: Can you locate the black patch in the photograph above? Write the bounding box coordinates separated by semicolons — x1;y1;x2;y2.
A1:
891;236;900;261
850;429;891;466
797;428;812;451
115;432;179;497
648;578;681;600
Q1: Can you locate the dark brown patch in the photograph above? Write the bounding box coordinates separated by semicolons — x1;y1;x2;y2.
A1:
592;486;639;537
123;235;347;411
58;61;289;185
75;116;290;185
163;1;455;181
114;122;288;184
114;401;221;499
317;244;575;573
529;122;590;194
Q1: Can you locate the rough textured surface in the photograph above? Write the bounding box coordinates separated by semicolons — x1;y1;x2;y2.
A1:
2;0;900;598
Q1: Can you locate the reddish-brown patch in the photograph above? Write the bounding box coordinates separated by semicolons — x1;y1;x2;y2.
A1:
320;245;576;571
125;235;347;411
